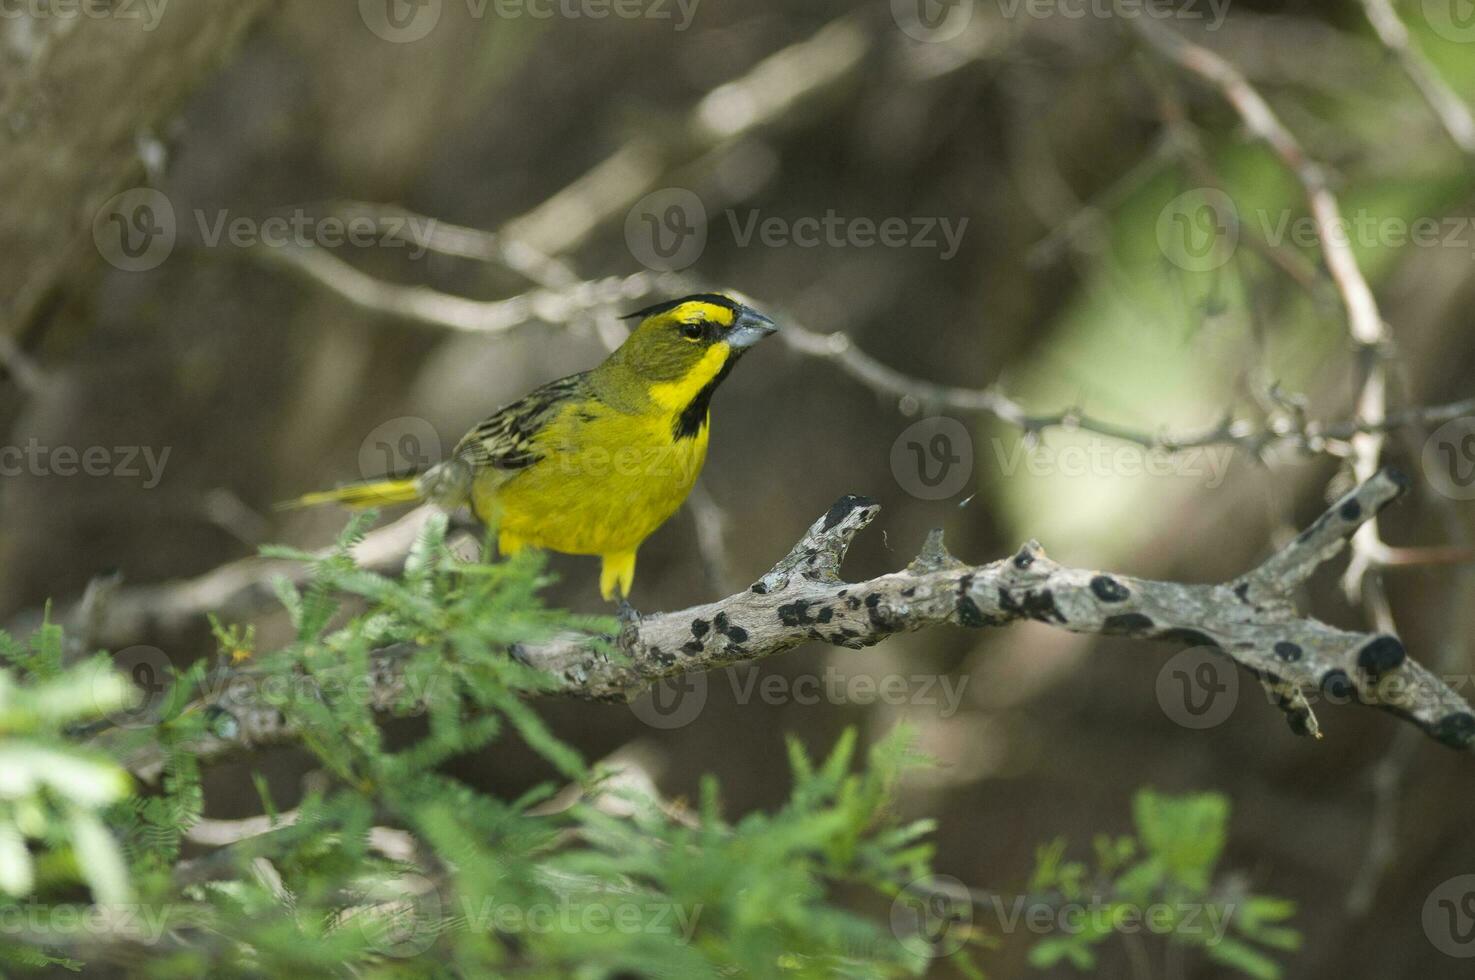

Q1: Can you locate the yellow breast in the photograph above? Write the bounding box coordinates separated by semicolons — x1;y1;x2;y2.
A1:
474;399;709;557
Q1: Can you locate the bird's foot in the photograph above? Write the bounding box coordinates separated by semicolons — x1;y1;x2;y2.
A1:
616;598;641;626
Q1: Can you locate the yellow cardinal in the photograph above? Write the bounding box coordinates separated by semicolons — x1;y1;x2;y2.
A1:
288;293;778;599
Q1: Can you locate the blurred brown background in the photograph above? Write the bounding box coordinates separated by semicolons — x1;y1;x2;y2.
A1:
4;0;1475;975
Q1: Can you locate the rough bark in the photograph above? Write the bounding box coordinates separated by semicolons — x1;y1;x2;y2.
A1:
0;0;277;338
115;468;1475;779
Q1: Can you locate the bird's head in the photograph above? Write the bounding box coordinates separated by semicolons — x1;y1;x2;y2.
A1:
611;292;778;385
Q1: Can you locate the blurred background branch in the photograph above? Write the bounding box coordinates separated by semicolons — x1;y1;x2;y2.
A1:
5;1;1475;975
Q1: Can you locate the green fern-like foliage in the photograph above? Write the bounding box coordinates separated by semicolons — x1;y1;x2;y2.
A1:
0;515;1300;978
0;616;136;971
0;516;976;977
1026;788;1301;979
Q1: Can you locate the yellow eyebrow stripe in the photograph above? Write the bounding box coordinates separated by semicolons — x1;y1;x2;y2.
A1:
670;301;735;326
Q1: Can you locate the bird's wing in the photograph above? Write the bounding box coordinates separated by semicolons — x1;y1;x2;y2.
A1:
454;372;591;472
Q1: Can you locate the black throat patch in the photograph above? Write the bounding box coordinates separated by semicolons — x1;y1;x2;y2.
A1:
672;358;737;440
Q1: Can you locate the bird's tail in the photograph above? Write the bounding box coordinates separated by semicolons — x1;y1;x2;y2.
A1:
278;477;422;511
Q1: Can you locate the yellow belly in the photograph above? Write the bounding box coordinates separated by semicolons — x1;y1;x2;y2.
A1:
472;405;708;557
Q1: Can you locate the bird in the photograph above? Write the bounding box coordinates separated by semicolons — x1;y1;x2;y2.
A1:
286;293;778;600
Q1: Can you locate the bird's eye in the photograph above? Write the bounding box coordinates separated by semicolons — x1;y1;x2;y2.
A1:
679;322;704;341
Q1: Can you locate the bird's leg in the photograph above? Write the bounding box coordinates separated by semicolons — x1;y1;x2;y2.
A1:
598;550;637;603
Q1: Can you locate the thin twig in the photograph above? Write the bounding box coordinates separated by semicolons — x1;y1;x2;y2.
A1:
1360;0;1475;155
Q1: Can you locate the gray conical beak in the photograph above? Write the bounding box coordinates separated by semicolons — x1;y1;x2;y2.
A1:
727;307;778;349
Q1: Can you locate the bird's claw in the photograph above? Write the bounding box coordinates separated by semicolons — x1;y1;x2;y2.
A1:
616;598;641;625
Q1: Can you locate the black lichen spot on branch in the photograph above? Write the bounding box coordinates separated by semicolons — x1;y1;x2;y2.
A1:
714;612;748;644
1358;635;1406;676
864;593;905;631
822;494;875;532
998;588;1066;624
1274;641;1303;662
1321;669;1356;700
777;600;818;627
1089;575;1130;603
955;595;988;628
1339;499;1362;522
1431;712;1475;751
1103;613;1155;635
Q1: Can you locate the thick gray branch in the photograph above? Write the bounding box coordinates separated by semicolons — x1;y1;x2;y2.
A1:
0;1;276;338
119;469;1475;777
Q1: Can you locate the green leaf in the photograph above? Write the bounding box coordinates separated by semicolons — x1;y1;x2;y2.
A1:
1029;936;1095;970
0;821;35;896
1206;936;1285;979
1131;788;1228;892
67;807;133;904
